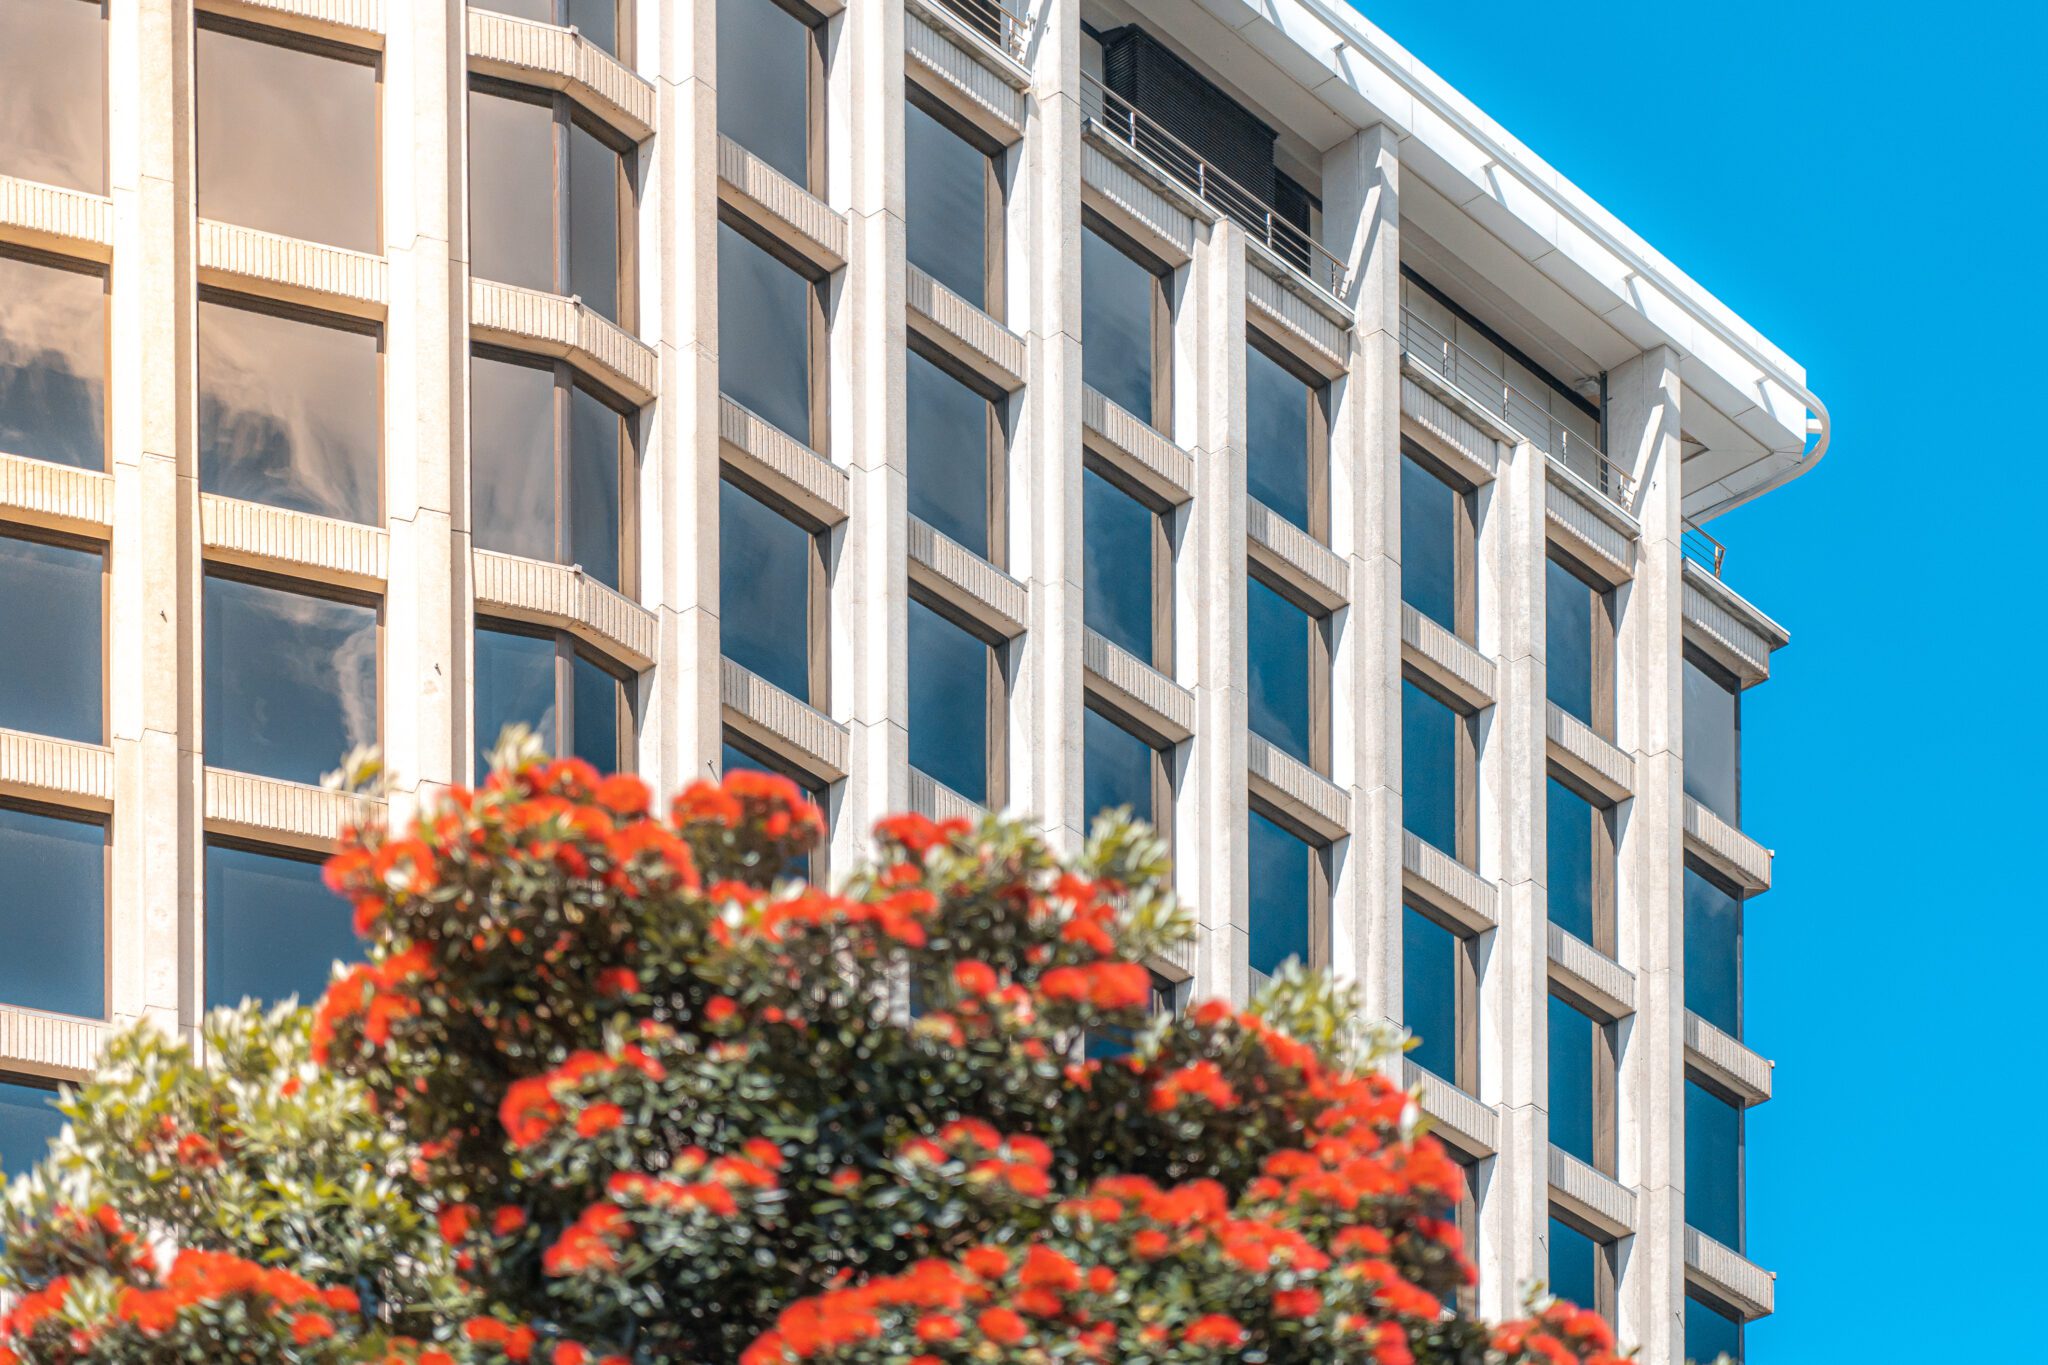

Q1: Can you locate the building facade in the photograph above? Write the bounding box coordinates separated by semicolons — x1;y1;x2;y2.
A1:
0;0;1820;1360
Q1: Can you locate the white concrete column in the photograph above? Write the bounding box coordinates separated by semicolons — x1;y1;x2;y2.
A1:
829;0;910;866
106;0;196;1036
1611;345;1686;1364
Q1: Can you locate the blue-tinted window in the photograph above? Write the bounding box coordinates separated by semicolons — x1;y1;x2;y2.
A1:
1082;466;1155;661
1686;1292;1743;1365
474;625;557;780
1546;778;1599;944
1685;866;1742;1038
205;575;377;786
906;349;994;559
204;844;355;1011
1246;343;1314;534
565;120;624;323
0;252;105;471
571;650;624;772
1548;1215;1601;1314
1081;225;1159;426
1400;452;1462;633
1402;905;1459;1082
908;598;991;803
0;804;104;1018
1548;992;1598;1165
1684;658;1739;825
1248;576;1314;766
906;100;990;310
1247;811;1312;978
720;739;822;880
1686;1078;1742;1250
0;532;101;743
1546;556;1604;727
718;221;814;445
717;0;814;186
720;478;814;700
0;1079;64;1182
567;385;625;589
1402;680;1462;857
469;356;629;591
1083;705;1154;830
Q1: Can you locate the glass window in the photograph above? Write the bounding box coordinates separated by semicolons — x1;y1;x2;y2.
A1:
470;354;631;590
204;574;378;786
906;98;993;311
199;297;381;525
1402;904;1460;1084
1081;223;1162;427
474;622;632;780
1546;556;1606;730
0;804;104;1018
720;477;817;701
1548;1215;1602;1315
0;251;106;471
908;598;993;804
1401;450;1467;635
197;24;378;254
1248;810;1314;979
717;0;815;187
1686;1291;1743;1365
468;87;630;322
1685;865;1743;1038
1402;680;1465;858
1686;1077;1742;1250
905;349;996;560
0;532;101;743
1684;657;1739;824
1083;704;1155;830
204;843;356;1010
1548;992;1603;1167
0;1078;64;1182
0;0;105;193
566;120;625;320
1245;342;1319;536
1248;575;1316;767
472;1;622;58
569;649;623;772
717;220;817;446
1546;777;1606;947
1082;466;1157;662
720;737;825;880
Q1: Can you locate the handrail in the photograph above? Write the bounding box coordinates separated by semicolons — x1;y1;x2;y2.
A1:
1079;72;1348;299
1682;519;1726;578
931;0;1030;61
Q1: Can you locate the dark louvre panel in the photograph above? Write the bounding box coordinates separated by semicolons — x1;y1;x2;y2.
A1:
1273;171;1314;235
1099;27;1277;206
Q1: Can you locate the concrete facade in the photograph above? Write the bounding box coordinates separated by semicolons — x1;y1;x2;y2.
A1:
0;0;1818;1359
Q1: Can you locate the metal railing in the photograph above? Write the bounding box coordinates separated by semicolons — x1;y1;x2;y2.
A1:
1079;72;1348;298
1398;304;1635;508
930;0;1030;61
1682;519;1726;578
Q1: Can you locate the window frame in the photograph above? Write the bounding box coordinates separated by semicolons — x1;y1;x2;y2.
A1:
0;793;110;1021
1548;1204;1619;1324
473;616;637;776
906;586;1009;810
1247;797;1332;977
904;80;1008;321
905;335;1009;568
1245;327;1332;543
1545;548;1616;739
717;464;830;708
717;207;832;457
1248;565;1333;776
1399;437;1479;642
1401;671;1480;866
1079;449;1174;671
1081;691;1176;852
1549;983;1620;1177
0;518;109;745
1079;207;1174;432
1403;898;1480;1093
1546;769;1617;957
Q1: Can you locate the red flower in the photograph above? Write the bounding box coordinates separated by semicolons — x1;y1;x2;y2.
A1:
1185;1315;1247;1348
575;1103;625;1138
976;1308;1028;1345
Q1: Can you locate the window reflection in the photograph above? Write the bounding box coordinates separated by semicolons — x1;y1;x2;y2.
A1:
204;843;356;1010
719;477;815;701
906;99;991;310
1082;466;1155;662
718;221;815;446
1082;224;1160;426
197;24;378;253
1402;904;1459;1083
908;597;991;803
0;803;105;1018
1684;866;1742;1038
1685;1077;1742;1249
567;384;624;589
0;532;101;743
199;297;380;525
1246;343;1314;535
1545;556;1601;728
717;0;815;187
1547;992;1602;1166
473;622;632;780
1401;680;1464;858
906;349;994;560
0;251;106;470
204;574;378;785
1248;810;1312;979
0;0;105;193
470;353;632;591
571;649;624;772
1683;657;1739;824
1400;451;1464;634
1248;575;1314;766
1546;777;1600;945
1083;705;1154;829
0;1078;65;1182
471;1;621;57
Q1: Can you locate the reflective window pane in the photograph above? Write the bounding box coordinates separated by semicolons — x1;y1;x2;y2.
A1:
1248;576;1313;765
1082;467;1154;660
1247;811;1311;979
905;349;992;558
564;0;618;55
470;354;557;562
1686;1292;1743;1365
199;299;380;524
0;533;101;743
1686;1078;1742;1250
1401;452;1460;632
1546;557;1599;726
0;0;105;193
476;0;553;21
571;650;622;771
468;89;555;292
1546;778;1598;944
908;599;989;803
567;121;622;321
0;1079;64;1183
204;575;378;785
717;0;811;185
0;253;106;470
567;384;623;588
1548;1216;1600;1315
0;805;103;1018
1081;225;1157;425
718;221;813;443
1083;706;1153;829
197;26;377;253
1402;905;1458;1083
204;844;355;1011
1684;658;1739;824
1547;993;1598;1165
1246;344;1312;533
905;100;989;310
474;625;557;780
1402;680;1461;856
1685;866;1742;1039
719;478;813;700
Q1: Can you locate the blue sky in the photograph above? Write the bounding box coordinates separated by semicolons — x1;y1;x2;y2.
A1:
1346;0;2048;1355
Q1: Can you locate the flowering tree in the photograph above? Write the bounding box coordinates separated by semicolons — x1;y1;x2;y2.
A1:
1;749;1627;1365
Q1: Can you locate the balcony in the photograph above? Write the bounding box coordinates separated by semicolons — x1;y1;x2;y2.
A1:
929;0;1030;62
1683;518;1727;578
1079;72;1347;299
